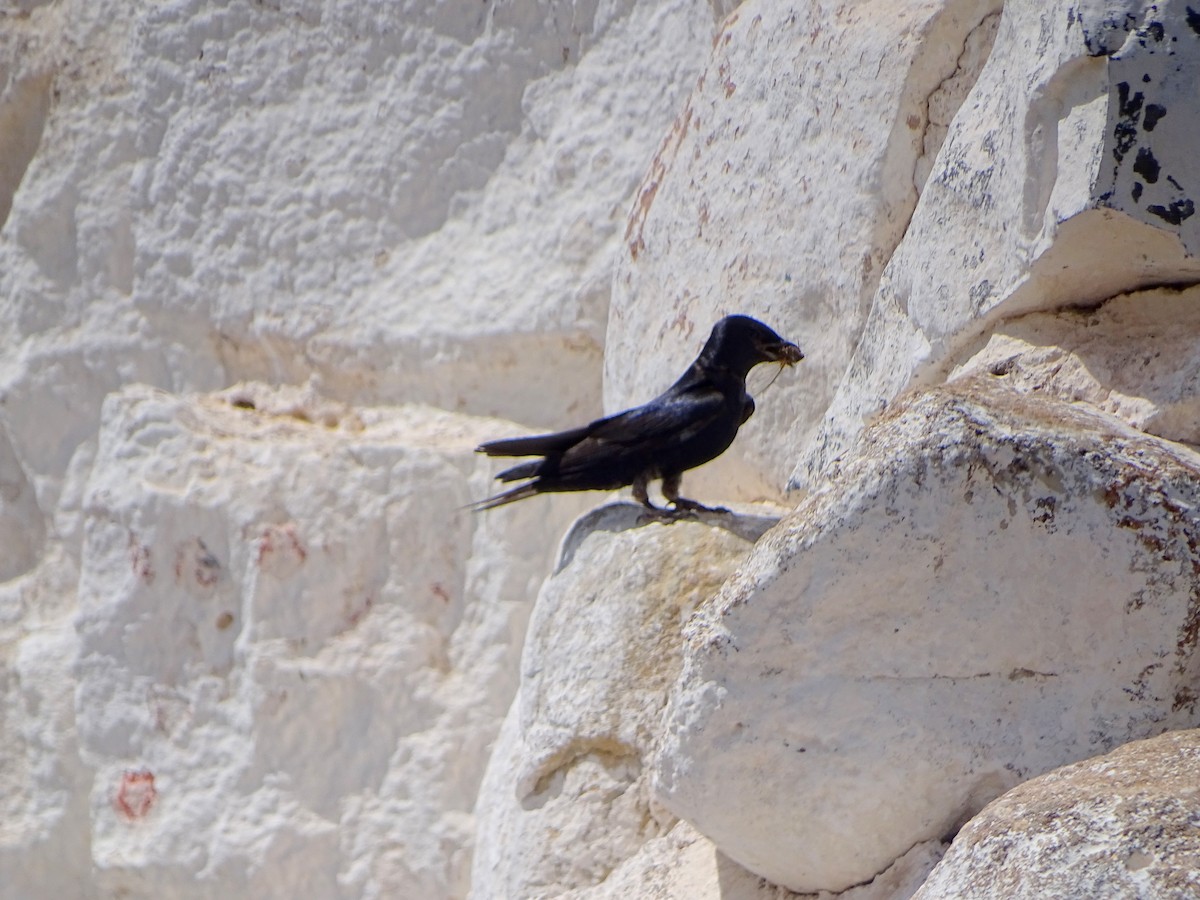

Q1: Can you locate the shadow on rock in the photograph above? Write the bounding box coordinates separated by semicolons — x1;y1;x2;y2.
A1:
555;502;783;573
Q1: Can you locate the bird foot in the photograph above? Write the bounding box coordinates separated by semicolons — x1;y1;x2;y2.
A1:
670;498;729;515
638;510;691;526
636;502;693;525
635;499;730;525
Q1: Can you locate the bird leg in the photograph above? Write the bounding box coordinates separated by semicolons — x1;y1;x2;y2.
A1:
632;472;658;510
633;471;694;521
661;472;728;515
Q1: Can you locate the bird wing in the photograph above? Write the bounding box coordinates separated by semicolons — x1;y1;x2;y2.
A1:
479;383;727;463
589;386;726;448
543;385;728;479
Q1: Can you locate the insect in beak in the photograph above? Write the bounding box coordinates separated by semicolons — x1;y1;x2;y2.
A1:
762;361;785;391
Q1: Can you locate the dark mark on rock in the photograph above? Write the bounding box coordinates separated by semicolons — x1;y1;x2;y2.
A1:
1147;198;1195;225
969;279;993;308
1113;82;1144;162
1175;685;1198;714
1117;82;1144;118
1113;82;1142;118
1143;103;1166;131
1133;147;1161;183
1082;11;1140;55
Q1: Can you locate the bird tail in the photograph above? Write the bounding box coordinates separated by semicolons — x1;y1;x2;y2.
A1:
476;424;591;458
468;482;540;512
496;460;541;482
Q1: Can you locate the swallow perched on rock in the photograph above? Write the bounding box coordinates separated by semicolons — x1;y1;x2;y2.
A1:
473;315;803;512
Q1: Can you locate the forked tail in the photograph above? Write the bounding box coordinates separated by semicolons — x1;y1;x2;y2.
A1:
468;482;540;512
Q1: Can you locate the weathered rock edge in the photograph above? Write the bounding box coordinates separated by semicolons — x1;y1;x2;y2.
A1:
657;376;1200;893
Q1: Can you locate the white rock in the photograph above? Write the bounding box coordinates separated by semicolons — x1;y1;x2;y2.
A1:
605;0;1003;499
0;421;43;581
0;0;712;507
794;0;1200;489
567;821;945;900
471;504;773;898
0;619;94;899
952;283;1200;446
0;2;715;892
561;822;799;900
69;383;586;898
656;377;1200;894
914;729;1200;900
1085;0;1200;250
7;0;1200;894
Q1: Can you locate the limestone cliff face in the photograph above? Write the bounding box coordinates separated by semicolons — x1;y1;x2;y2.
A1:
2;1;1200;898
0;2;709;896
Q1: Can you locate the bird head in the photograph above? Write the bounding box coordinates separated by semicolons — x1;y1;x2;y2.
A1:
701;315;804;377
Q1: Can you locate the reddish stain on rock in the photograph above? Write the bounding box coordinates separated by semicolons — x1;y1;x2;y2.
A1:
114;769;157;820
175;538;221;588
432;582;451;604
718;61;736;98
256;523;307;567
625;97;696;260
346;595;374;627
128;537;155;585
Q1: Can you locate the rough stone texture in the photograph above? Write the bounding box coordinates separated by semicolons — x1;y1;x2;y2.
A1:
794;0;1200;490
570;822;945;900
952;283;1200;446
1088;0;1200;248
0;0;711;506
6;0;1200;896
0;421;44;582
7;383;589;899
605;0;1002;501
566;822;804;900
0;2;713;896
656;377;1200;894
914;729;1200;900
471;505;775;899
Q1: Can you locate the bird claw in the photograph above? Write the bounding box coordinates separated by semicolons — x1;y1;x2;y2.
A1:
636;503;693;525
636;507;672;525
634;500;730;525
670;499;729;515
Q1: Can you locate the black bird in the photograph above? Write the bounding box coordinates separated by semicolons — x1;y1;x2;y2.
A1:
473;315;803;512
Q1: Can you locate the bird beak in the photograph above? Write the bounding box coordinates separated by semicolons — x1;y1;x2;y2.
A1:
768;341;804;366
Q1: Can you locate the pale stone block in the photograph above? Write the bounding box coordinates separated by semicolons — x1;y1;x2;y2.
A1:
914;729;1200;899
658;378;1200;893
